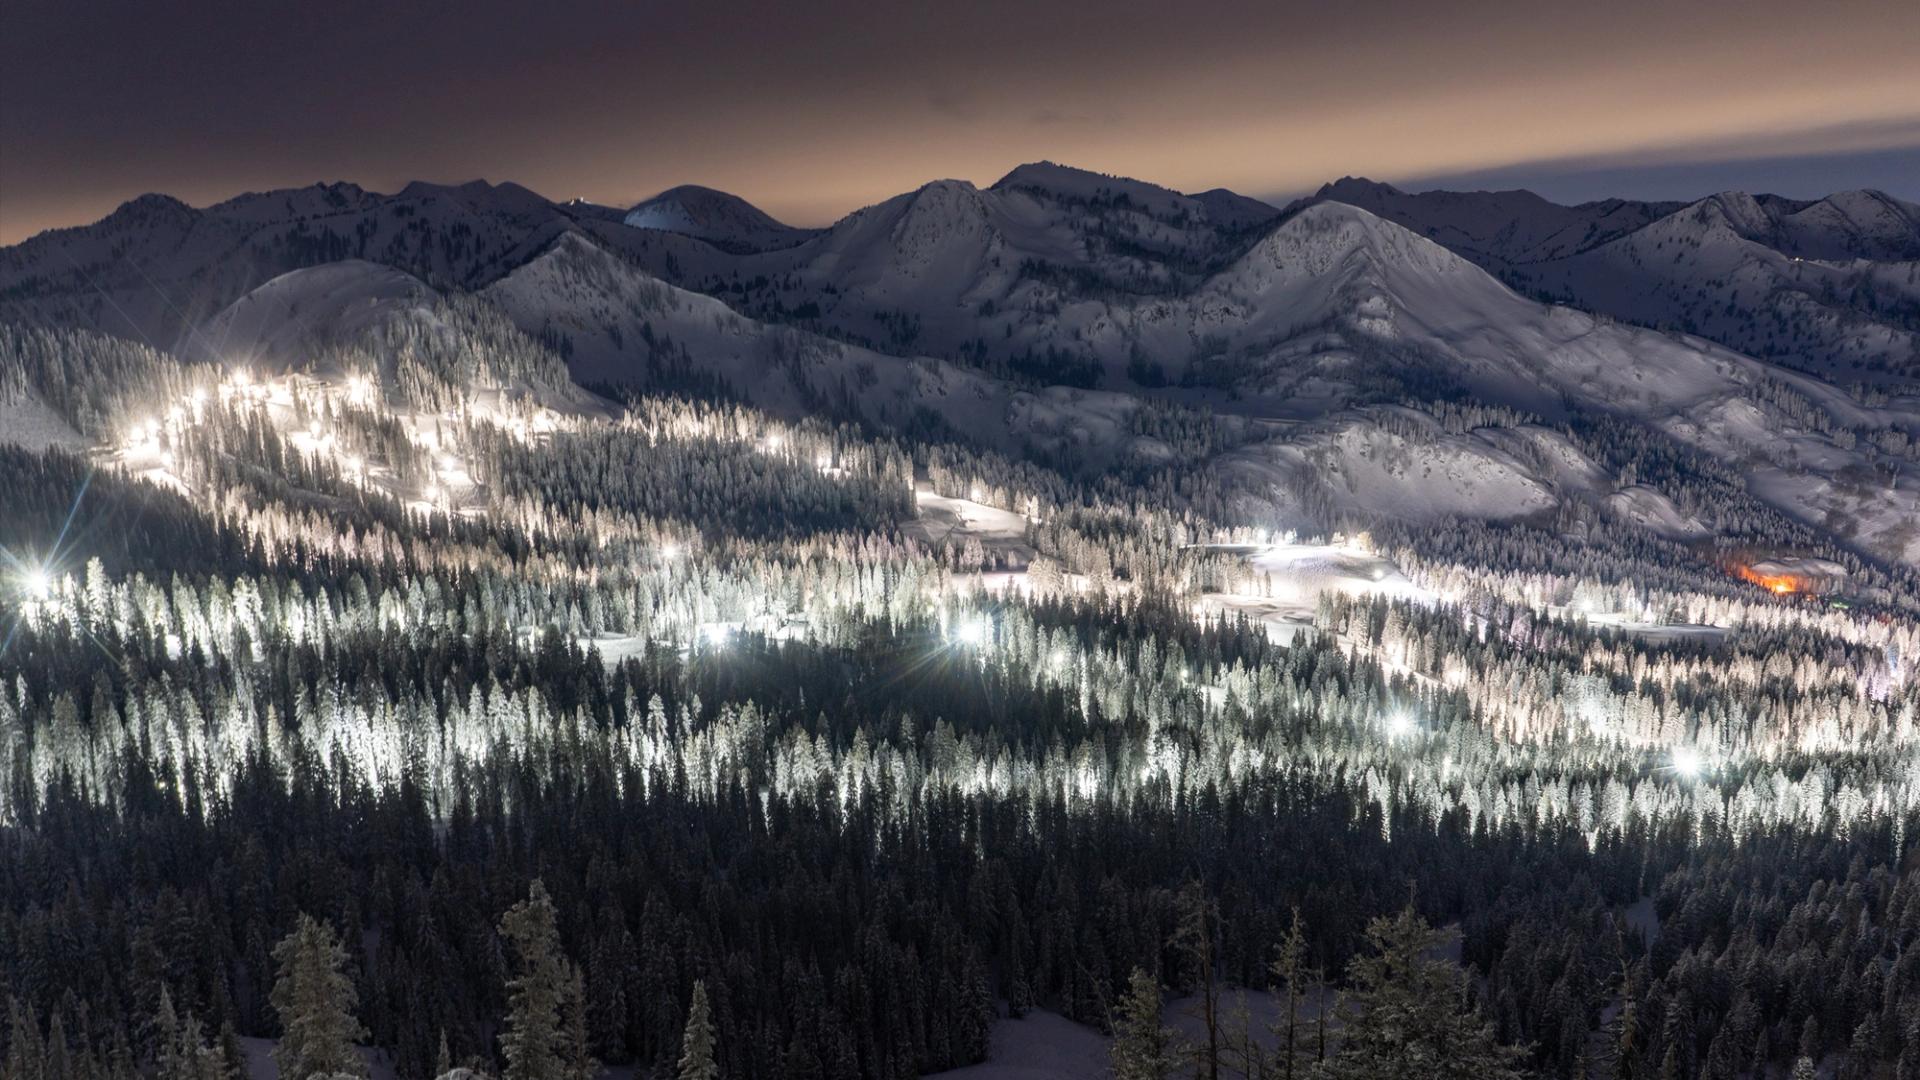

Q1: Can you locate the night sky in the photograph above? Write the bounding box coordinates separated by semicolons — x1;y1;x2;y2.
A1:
4;0;1918;244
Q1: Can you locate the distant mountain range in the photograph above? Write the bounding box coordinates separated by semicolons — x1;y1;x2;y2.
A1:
1301;179;1920;378
7;163;1914;380
5;161;1919;562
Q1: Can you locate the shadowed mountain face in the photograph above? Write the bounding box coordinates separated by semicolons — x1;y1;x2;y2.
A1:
0;179;612;351
1298;178;1920;379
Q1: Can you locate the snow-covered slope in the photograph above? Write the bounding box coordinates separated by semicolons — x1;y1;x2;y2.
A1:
1310;180;1920;380
481;210;1920;563
623;185;817;252
480;231;1167;466
604;163;1281;367
1507;193;1920;379
1165;203;1920;561
193;260;431;369
10;164;1918;566
0;179;601;350
1307;177;1681;266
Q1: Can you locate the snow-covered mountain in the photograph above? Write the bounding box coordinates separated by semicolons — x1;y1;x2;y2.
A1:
623;185;817;252
1305;177;1683;266
602;163;1282;366
0;179;609;351
1170;204;1920;559
6;162;1918;564
1307;180;1920;379
472;202;1920;561
1506;193;1920;379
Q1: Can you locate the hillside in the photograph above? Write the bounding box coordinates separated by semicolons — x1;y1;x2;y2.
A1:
1309;179;1920;379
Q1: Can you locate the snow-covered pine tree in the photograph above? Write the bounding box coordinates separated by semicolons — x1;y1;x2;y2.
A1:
677;980;719;1080
499;880;583;1080
1110;967;1175;1080
270;914;369;1080
1320;906;1528;1080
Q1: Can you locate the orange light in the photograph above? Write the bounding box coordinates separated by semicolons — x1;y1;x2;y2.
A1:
1733;565;1800;596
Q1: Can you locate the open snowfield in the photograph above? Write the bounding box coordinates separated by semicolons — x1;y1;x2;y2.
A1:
906;485;1038;564
0;393;89;452
1195;540;1429;643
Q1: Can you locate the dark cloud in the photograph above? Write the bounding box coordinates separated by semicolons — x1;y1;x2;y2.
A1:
1375;119;1920;203
1388;144;1920;207
4;0;1917;242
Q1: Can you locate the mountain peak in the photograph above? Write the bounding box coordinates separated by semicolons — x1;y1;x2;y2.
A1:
1316;176;1404;201
623;184;810;252
992;160;1127;191
110;192;197;220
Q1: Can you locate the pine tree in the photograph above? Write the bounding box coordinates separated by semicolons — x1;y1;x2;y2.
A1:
1172;881;1222;1080
44;1009;71;1080
7;997;45;1080
560;963;597;1080
1269;907;1311;1080
154;988;188;1080
270;914;368;1080
1110;968;1175;1080
1319;905;1529;1080
1791;1056;1817;1080
677;980;719;1080
500;881;570;1080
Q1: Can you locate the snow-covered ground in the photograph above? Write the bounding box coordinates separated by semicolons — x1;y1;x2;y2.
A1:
906;486;1037;564
1564;610;1732;644
923;1010;1109;1080
1195;540;1429;644
0;393;89;452
238;1036;397;1080
924;988;1337;1080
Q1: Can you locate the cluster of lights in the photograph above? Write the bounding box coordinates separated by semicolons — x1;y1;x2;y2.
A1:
220;369;273;406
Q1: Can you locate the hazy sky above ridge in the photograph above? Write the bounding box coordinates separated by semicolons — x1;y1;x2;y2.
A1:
4;0;1918;242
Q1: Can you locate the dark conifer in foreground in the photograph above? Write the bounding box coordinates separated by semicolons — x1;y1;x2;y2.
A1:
271;915;369;1080
1320;906;1529;1080
1111;969;1176;1080
677;981;719;1080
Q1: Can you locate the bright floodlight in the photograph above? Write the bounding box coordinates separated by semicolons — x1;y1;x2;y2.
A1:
23;567;51;601
1672;747;1702;779
1387;710;1415;739
954;617;989;647
661;543;681;562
